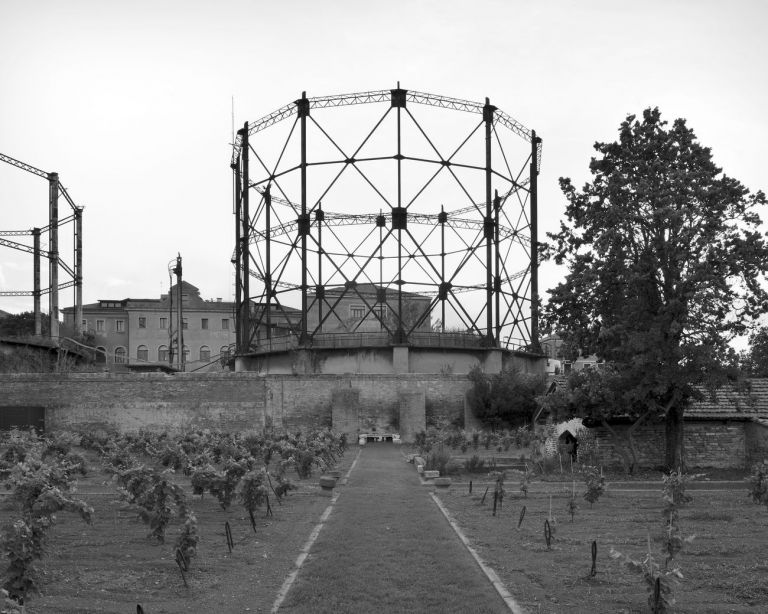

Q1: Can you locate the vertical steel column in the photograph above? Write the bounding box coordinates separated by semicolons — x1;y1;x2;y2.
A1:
47;173;59;339
74;207;83;334
240;124;251;352
33;228;41;336
298;92;309;345
317;203;323;334
440;205;446;333
494;190;501;343
233;157;242;353
396;98;404;343
530;132;540;352
483;99;495;346
265;185;271;342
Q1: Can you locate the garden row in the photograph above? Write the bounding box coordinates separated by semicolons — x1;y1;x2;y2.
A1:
0;427;347;611
417;427;768;613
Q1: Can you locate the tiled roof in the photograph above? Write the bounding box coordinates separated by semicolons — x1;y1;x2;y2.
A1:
546;374;568;393
687;378;768;420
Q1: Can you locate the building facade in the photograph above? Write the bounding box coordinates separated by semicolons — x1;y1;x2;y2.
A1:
305;283;433;335
63;282;236;371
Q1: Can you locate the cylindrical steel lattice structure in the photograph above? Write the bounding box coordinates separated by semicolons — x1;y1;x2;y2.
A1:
231;87;542;356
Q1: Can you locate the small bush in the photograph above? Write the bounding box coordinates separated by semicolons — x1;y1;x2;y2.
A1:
583;466;606;507
425;446;452;475
747;461;768;508
464;455;485;474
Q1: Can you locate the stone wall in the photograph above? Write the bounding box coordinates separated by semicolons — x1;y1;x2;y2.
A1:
592;420;748;469
0;372;472;441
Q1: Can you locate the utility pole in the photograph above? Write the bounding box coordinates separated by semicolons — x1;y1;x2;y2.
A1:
173;254;184;371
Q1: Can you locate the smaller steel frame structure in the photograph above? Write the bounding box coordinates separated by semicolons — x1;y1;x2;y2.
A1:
0;153;83;338
231;87;542;355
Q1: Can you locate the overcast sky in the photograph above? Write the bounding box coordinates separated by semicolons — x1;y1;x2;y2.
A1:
1;1;766;331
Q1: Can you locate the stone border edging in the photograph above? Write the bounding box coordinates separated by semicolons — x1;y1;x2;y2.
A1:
429;492;526;614
270;447;361;613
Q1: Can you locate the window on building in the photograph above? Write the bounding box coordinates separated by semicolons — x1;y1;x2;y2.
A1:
200;346;210;362
96;346;106;363
138;316;146;329
116;320;125;333
221;318;229;330
158;345;169;362
182;318;188;330
81;319;87;332
96;319;105;332
183;345;190;361
114;347;126;364
137;345;148;361
350;305;365;319
372;305;388;318
160;317;168;329
201;318;208;330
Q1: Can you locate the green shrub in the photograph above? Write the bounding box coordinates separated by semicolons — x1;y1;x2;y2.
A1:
425;446;452;475
747;461;768;508
464;455;485;473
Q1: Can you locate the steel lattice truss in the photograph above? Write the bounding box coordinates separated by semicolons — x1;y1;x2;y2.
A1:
0;153;83;337
231;87;541;354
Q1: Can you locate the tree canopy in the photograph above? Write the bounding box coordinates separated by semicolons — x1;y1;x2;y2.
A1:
466;365;546;430
0;312;48;338
545;107;768;469
739;326;768;377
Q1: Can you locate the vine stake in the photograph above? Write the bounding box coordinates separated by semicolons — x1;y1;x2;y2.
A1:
175;552;188;588
175;547;189;572
517;505;526;529
480;486;489;505
590;540;597;577
652;576;662;613
544;519;552;550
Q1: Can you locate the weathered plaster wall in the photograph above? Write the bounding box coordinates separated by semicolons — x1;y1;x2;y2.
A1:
237;346;545;376
0;372;472;441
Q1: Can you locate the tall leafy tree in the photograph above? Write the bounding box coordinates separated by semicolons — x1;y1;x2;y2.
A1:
541;366;654;473
739;326;768;376
546;107;768;470
467;365;546;430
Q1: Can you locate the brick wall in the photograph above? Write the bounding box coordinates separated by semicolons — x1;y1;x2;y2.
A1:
592;420;747;469
0;372;471;437
745;422;768;466
0;372;267;433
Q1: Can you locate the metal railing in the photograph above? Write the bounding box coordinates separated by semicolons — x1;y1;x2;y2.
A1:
249;331;536;354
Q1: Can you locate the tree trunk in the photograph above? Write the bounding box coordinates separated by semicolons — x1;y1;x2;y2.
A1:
665;405;685;472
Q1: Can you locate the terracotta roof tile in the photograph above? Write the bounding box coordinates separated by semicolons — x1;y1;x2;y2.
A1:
688;378;768;420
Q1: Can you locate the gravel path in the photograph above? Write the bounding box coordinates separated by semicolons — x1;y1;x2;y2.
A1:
277;443;512;613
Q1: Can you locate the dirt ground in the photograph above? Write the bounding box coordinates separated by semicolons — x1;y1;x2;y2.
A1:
0;448;357;614
434;483;768;613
